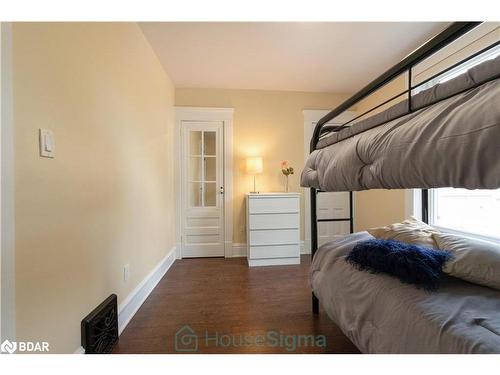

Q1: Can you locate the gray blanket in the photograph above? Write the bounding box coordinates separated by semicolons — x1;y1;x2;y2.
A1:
311;232;500;354
301;57;500;191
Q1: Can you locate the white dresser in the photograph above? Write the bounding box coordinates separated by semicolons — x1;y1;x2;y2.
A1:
246;193;301;267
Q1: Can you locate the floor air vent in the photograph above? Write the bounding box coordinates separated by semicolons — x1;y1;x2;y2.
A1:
81;294;119;354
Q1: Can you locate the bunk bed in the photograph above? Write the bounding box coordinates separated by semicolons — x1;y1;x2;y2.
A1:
300;22;500;354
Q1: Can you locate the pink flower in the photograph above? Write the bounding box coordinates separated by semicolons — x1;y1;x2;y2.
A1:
280;160;288;169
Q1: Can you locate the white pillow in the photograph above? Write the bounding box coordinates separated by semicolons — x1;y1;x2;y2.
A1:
367;216;440;249
433;232;500;290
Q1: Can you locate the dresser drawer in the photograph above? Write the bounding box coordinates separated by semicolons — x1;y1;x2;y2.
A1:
249;244;300;259
249;213;299;230
248;197;299;214
249;229;299;246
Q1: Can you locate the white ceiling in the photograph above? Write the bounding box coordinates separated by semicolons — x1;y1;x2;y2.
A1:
140;22;449;93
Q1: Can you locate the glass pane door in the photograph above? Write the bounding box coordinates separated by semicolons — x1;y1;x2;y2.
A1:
188;129;218;208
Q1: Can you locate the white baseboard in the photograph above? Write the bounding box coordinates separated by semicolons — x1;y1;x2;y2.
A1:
300;241;310;254
118;246;176;334
231;243;247;257
73;346;85;354
175;242;182;259
73;246;176;354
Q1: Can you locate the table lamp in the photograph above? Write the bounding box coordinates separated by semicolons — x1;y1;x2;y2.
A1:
246;157;263;193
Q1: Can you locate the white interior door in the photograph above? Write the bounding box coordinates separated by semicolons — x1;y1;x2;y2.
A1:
181;121;224;257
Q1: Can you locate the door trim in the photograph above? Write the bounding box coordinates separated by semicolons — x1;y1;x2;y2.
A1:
175;107;234;258
302;110;356;253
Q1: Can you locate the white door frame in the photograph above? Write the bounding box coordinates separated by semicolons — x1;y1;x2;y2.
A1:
175;107;234;259
302;109;357;253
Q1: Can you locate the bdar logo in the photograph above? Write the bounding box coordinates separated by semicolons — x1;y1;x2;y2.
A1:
1;340;17;354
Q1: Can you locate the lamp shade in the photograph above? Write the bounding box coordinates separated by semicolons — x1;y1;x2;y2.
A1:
246;157;263;174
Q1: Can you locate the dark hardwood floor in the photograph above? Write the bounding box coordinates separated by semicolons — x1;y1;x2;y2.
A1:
113;255;359;354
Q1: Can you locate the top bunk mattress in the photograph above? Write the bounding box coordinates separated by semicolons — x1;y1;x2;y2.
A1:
301;56;500;191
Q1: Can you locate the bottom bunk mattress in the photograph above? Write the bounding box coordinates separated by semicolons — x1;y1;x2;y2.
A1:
311;232;500;354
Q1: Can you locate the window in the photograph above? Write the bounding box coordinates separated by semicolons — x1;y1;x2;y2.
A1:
413;43;500;94
429;188;500;240
422;42;500;241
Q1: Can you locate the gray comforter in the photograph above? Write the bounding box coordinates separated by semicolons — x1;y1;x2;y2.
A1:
311;232;500;354
301;57;500;192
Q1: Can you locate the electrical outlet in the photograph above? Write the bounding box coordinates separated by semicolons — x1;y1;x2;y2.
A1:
123;264;130;282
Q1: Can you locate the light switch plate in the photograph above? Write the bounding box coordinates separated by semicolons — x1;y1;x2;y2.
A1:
39;128;55;158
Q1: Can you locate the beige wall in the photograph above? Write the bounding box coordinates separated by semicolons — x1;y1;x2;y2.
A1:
175;88;409;241
354;190;407;231
175;88;350;243
13;23;176;353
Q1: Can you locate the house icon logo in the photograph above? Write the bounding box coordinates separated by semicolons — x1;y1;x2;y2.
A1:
1;340;17;354
174;325;198;352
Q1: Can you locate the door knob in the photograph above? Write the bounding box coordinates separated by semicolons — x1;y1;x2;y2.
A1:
220;186;225;194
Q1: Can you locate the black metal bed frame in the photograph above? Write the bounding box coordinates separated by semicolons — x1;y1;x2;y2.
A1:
309;21;494;314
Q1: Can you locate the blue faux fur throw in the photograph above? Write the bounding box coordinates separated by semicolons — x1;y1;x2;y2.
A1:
345;239;452;291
